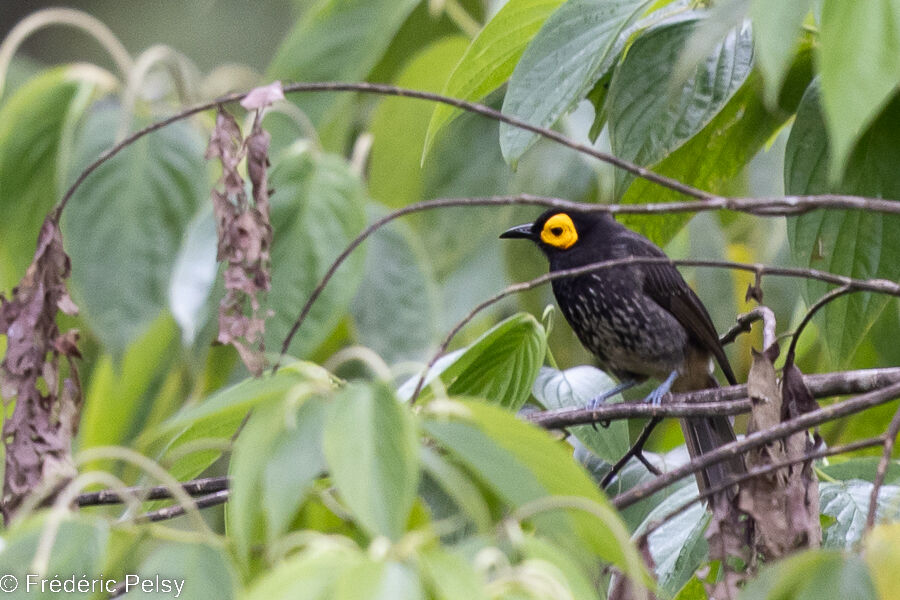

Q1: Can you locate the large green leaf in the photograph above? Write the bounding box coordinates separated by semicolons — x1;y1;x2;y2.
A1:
0;68;98;292
323;382;419;540
423;0;567;158
404;313;546;411
0;516;109;599
620;65;802;246
635;484;709;597
819;481;900;549
739;550;877;600
243;548;363;600
500;0;650;164
127;542;237;600
423;400;639;571
750;0;812;106
608;14;753;198
267;146;367;359
350;206;438;364
63;102;207;354
147;361;336;483
229;394;328;561
267;0;419;132
818;0;900;178
784;83;900;366
78;315;179;455
418;546;487;600
531;365;629;462
369;37;469;210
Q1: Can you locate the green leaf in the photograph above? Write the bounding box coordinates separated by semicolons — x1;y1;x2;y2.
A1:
423;0;567;158
63;102;207;354
784;83;900;366
531;365;629;462
739;550;877;600
148;361;335;482
608;15;753;199
518;535;602;600
418;546;488;600
750;0;812;106
229;394;328;560
243;548;363;600
333;560;424;600
267;0;419;131
369;37;470;209
78;314;178;456
0;516;109;600
620;67;798;246
423;400;639;571
420;445;492;532
267;146;368;359
323;382;419;540
635;484;710;596
500;0;650;164
818;459;900;485
405;313;546;410
169;205;217;345
819;481;900;549
127;542;237;599
818;0;900;178
351;205;438;364
0;68;97;292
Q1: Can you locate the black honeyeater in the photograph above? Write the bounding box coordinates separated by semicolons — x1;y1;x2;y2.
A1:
501;208;744;494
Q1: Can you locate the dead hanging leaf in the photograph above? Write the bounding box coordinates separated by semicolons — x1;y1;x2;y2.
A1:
737;349;821;563
0;216;82;523
207;106;274;375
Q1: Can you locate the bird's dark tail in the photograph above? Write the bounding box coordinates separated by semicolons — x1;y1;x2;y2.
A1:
677;374;745;496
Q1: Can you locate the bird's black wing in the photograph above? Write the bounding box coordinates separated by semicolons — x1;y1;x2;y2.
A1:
619;234;737;385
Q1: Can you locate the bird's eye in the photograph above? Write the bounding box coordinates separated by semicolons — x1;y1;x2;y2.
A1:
540;213;578;249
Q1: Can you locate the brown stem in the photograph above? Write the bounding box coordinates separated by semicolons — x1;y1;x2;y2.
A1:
866;405;900;530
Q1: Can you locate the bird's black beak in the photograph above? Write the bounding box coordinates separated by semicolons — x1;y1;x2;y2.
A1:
499;223;534;239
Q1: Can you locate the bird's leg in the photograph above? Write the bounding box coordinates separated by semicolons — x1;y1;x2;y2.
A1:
586;379;638;410
645;370;679;406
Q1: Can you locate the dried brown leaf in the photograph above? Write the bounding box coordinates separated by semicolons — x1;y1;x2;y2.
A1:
737;350;821;562
0;216;82;522
207;106;274;375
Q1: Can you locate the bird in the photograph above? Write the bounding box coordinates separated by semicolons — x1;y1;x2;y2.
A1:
500;208;744;494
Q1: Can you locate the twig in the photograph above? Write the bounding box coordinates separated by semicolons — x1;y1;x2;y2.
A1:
638;437;884;542
602;418;663;488
866;405;900;530
612;381;900;510
133;489;230;523
787;285;854;361
76;476;229;507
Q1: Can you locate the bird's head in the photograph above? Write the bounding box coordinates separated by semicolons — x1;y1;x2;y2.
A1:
499;208;615;261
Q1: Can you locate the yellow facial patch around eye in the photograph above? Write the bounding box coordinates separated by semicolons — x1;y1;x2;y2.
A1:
540;213;578;249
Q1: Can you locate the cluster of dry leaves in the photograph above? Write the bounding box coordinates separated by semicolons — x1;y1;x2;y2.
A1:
0;214;82;522
206;82;283;375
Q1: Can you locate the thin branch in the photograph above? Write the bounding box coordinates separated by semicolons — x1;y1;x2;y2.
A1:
612;381;900;510
76;476;228;507
602;418;663;488
787;285;854;360
133;489;230;523
866;405;900;530
638;437;884;542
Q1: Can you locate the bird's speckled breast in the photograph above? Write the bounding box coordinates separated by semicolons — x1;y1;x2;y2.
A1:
552;271;688;381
